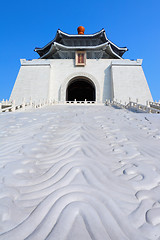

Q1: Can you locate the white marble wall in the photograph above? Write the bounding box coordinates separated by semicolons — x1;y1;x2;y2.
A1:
10;60;50;105
111;60;153;105
10;58;153;105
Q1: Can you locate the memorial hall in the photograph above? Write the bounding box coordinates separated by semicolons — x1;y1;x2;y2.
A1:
10;26;152;105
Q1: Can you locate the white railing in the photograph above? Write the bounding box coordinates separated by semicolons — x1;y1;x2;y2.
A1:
63;100;97;104
105;99;160;114
1;98;160;114
149;101;160;111
0;99;100;113
125;101;160;113
0;98;55;113
105;99;126;109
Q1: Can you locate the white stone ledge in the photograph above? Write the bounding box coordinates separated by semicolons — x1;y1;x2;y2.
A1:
111;59;142;66
20;59;51;66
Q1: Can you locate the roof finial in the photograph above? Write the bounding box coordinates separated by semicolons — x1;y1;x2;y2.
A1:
77;26;85;35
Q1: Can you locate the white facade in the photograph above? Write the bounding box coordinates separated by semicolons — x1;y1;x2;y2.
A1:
10;58;153;105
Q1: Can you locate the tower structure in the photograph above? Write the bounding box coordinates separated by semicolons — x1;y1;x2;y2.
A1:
10;27;152;105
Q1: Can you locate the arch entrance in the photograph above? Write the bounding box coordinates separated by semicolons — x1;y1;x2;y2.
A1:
66;78;96;101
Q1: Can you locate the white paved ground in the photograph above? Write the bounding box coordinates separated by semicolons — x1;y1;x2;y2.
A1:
0;105;160;240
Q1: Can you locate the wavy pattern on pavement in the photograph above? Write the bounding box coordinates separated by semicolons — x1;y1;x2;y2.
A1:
0;106;160;239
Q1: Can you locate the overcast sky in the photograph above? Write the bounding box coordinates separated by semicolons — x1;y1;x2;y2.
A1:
1;0;160;101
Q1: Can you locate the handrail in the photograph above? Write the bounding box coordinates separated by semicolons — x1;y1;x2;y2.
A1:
0;99;100;113
1;98;160;114
0;98;52;113
105;99;160;114
149;101;160;110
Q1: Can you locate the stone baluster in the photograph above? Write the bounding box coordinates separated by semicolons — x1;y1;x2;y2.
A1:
146;101;150;107
22;98;26;110
12;100;16;112
33;101;36;108
22;98;25;110
30;97;32;106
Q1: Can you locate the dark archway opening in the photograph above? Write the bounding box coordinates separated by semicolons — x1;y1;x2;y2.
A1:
66;79;95;101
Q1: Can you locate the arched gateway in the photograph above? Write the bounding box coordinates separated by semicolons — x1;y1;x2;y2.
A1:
60;72;101;103
66;78;95;101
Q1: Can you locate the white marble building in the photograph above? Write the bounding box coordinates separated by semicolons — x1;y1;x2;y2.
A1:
10;27;153;105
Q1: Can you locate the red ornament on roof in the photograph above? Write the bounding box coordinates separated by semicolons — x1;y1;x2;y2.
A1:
77;26;85;35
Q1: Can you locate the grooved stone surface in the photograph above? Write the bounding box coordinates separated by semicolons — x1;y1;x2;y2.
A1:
0;105;160;240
